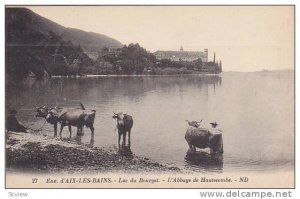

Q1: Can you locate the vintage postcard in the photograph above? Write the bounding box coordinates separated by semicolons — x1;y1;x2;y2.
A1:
5;5;294;188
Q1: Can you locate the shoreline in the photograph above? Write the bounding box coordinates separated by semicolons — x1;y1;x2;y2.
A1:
38;70;295;79
51;73;221;78
6;131;181;174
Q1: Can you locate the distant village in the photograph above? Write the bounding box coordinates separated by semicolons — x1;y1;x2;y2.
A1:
153;46;222;73
94;45;223;75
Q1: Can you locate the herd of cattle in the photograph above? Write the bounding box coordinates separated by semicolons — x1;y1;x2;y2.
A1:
33;103;223;154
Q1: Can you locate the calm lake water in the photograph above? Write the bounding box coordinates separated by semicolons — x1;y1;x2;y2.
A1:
6;71;294;173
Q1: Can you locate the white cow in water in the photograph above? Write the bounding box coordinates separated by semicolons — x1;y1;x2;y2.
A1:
185;127;223;154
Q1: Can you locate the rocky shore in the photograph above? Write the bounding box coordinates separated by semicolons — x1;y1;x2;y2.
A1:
6;131;181;174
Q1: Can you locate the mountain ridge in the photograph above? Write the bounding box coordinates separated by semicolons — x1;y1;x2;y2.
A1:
6;7;104;79
6;7;123;52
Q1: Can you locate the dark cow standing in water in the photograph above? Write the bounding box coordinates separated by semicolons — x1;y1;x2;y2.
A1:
112;112;133;149
35;103;93;138
57;108;96;139
185;127;223;154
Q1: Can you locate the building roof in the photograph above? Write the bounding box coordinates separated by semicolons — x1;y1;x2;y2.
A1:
154;50;206;59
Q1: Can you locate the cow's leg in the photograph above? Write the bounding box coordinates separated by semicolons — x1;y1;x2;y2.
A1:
90;125;94;136
59;122;65;140
221;144;224;154
54;123;57;137
118;132;121;149
187;142;195;153
90;132;95;147
218;142;224;154
210;148;214;154
187;142;193;150
75;134;82;145
77;128;80;136
68;125;72;139
123;132;127;146
128;130;131;147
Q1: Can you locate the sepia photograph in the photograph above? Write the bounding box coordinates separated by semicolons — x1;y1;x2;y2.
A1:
5;5;294;189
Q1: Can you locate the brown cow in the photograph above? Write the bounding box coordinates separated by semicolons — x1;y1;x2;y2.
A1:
35;103;88;138
56;109;96;139
112;112;133;149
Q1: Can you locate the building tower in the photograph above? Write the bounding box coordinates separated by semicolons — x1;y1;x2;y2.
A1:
213;52;216;64
204;49;208;62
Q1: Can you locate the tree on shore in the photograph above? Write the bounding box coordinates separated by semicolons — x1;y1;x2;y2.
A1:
120;59;135;75
195;58;203;71
101;43;154;75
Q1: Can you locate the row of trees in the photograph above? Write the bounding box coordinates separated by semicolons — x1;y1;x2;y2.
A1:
99;43;156;75
98;43;222;75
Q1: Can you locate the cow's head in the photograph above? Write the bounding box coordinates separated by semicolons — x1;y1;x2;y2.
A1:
35;106;49;118
210;122;218;128
112;112;125;126
36;106;59;124
45;108;59;124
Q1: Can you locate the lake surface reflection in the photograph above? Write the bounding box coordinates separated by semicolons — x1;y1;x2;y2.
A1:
6;72;294;173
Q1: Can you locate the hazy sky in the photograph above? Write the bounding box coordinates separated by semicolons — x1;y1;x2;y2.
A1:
26;6;294;72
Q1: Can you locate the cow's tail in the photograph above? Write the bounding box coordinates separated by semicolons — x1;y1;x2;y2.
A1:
79;102;85;110
89;111;96;123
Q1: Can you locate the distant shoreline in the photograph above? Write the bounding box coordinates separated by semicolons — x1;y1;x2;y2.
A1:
51;73;221;78
49;70;294;78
